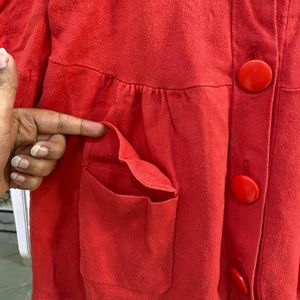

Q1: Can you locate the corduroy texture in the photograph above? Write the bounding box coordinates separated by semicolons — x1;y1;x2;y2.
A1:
1;0;300;299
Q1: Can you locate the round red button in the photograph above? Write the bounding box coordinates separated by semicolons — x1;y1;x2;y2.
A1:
228;267;249;295
231;175;259;204
237;59;273;92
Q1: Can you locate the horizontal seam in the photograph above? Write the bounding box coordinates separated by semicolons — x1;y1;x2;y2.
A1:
48;58;232;91
279;86;300;91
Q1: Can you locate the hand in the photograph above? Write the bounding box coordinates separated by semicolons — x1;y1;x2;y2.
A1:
0;48;106;194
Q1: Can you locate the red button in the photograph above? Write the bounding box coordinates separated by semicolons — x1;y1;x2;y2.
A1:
228;267;249;295
237;59;273;92
231;175;259;204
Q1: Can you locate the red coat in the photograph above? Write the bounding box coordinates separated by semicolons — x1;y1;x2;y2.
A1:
1;0;300;299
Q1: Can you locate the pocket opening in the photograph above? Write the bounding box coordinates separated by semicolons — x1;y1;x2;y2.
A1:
84;159;176;203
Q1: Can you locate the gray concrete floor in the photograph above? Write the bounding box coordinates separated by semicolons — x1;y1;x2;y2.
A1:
0;192;32;299
0;243;32;299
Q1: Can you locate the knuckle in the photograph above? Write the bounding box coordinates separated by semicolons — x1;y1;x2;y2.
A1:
38;162;54;176
80;119;84;135
56;145;66;158
29;177;43;191
51;142;65;159
29;160;51;177
56;113;64;133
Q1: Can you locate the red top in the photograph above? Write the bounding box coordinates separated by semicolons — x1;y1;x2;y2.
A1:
1;0;300;299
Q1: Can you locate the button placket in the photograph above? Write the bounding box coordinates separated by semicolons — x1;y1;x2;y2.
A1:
225;0;280;298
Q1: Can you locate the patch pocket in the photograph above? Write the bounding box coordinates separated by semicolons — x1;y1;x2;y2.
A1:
79;121;178;294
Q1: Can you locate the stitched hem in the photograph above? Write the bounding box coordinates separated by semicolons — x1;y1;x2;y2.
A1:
48;58;232;92
255;0;292;299
278;86;300;92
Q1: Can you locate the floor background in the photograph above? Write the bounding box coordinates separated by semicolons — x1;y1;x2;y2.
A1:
0;243;32;299
0;192;32;299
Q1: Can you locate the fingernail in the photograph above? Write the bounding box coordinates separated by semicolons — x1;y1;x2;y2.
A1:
30;144;49;157
10;172;26;183
11;156;29;169
0;48;9;69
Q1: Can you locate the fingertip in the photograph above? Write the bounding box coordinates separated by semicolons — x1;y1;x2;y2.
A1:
96;123;107;136
10;172;26;183
84;122;107;137
31;144;49;157
0;48;9;69
0;47;19;88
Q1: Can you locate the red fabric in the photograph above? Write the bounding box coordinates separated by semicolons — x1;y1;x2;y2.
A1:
1;0;300;299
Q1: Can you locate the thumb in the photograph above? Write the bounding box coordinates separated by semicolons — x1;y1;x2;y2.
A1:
0;48;19;136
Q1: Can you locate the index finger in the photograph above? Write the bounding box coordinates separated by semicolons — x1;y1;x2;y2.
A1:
27;109;107;137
